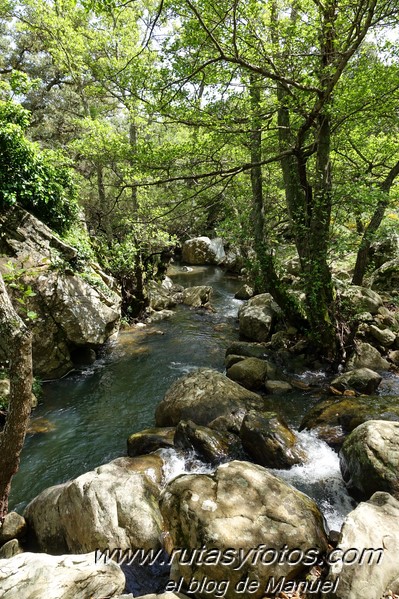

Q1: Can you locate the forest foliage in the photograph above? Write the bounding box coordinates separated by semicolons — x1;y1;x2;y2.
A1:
0;0;398;357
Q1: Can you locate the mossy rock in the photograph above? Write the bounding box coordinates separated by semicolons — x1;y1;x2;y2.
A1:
127;427;175;457
300;395;399;448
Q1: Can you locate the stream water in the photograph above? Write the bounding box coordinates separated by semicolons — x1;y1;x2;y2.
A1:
10;265;355;531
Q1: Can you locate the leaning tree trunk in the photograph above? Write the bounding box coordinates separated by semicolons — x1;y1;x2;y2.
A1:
352;159;399;286
0;273;33;523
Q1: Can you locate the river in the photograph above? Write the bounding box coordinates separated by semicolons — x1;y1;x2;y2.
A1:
10;265;355;531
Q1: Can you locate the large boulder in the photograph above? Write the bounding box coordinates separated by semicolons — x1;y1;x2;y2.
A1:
339;286;383;315
238;294;282;342
182;237;225;265
326;493;399;599
155;368;267;428
347;341;390;371
330;368;382;395
160;461;328;599
370;258;399;291
0;207;120;378
300;395;399;449
226;357;276;390
240;411;305;468
0;552;125;599
340;420;399;500
24;455;165;554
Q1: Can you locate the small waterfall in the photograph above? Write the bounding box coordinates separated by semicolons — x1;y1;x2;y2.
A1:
159;447;215;485
272;430;355;531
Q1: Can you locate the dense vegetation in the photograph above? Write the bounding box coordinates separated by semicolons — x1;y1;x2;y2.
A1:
0;0;398;359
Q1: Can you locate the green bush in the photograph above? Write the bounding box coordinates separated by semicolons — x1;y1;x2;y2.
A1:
0;101;78;233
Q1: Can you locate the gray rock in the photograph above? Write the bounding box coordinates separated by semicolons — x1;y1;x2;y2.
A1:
240;411;304;468
174;420;238;464
224;354;245;369
0;208;121;379
160;461;328;599
182;286;212;308
370;258;399;291
238;293;282;342
234;284;253;300
388;349;399;365
24;455;165;554
0;539;24;559
331;368;382;395
148;281;176;311
225;341;270;360
0;511;27;545
226;357;276;390
155;368;267;427
127;427;175;457
300;395;399;449
347;342;390;371
339;286;383;315
340;420;399;500
0;551;125;599
182;237;225;265
368;324;396;347
370;235;399;268
264;380;293;394
326;493;399;599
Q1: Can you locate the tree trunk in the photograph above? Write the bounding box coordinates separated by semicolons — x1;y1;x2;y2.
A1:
129;120;139;214
249;75;306;331
0;273;33;523
352;159;399;285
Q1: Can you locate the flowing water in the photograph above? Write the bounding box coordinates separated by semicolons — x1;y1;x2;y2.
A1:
10;265;354;530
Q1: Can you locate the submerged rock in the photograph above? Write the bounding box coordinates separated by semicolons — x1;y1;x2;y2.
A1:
155;368;267;428
238;293;282;342
240;411;305;469
326;493;399;599
340;420;399;500
160;461;328;599
24;455;165;554
0;552;125;599
182;237;225;265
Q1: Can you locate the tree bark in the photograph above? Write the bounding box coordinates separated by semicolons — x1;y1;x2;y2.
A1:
0;273;33;523
249;75;306;330
352;159;399;285
129;119;139;214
